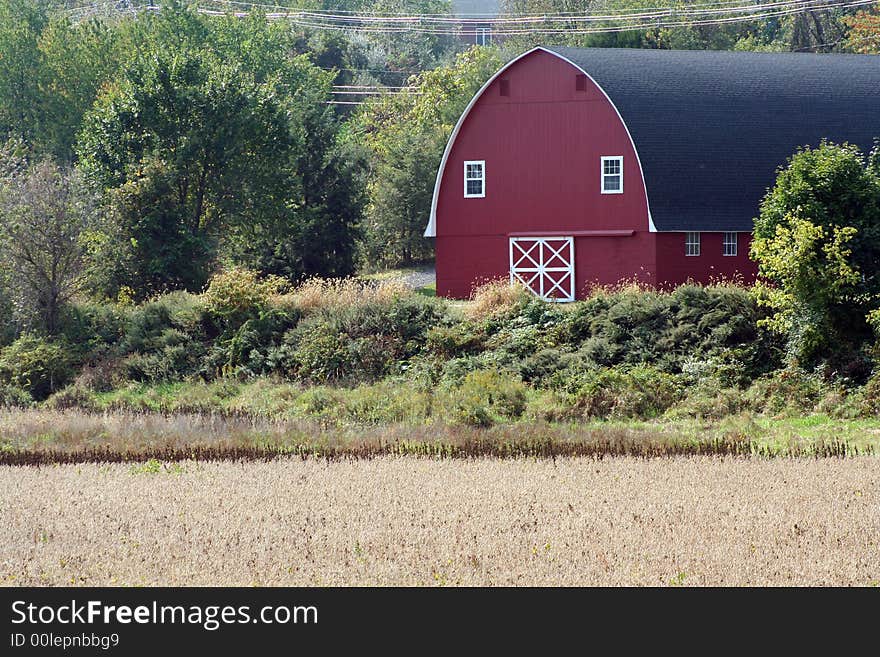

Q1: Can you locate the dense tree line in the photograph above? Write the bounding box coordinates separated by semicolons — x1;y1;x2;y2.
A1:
1;0;878;382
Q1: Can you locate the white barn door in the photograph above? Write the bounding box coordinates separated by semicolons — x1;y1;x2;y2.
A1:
509;237;575;302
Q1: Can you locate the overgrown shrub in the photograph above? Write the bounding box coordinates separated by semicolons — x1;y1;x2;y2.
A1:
448;368;528;427
202;267;288;331
44;384;99;411
465;279;532;320
118;292;211;382
0;382;33;407
201;306;302;379
551;283;781;377
742;369;834;415
425;323;484;358
543;365;684;420
287;295;443;383
0;334;75;400
120;292;210;354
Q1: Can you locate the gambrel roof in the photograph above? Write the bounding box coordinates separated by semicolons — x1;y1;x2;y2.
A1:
546;46;880;232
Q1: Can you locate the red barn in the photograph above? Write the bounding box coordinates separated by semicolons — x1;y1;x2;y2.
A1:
425;47;880;300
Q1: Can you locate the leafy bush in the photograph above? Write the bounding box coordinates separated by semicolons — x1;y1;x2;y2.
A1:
120;292;210;354
123;328;204;383
118;292;211;382
201;306;302;379
425;323;484;358
551;283;780;378
0;334;75;400
0;382;33;407
663;379;750;420
201;267;288;331
544;365;684;420
855;373;880;416
287;295;443;383
44;384;99;411
57;301;126;357
742;369;833;415
448;368;528;427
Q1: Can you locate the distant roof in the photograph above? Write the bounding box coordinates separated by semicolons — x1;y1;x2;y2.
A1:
451;0;499;17
546;46;880;232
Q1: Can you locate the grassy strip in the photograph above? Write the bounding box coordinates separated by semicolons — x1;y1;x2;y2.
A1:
1;409;877;465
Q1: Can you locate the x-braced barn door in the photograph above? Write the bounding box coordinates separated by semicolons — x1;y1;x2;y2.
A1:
509;237;575;302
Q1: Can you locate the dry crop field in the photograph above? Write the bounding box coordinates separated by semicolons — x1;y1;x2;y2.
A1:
2;456;879;586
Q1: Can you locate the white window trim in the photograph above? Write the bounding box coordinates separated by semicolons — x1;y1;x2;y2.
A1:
601;156;624;195
685;232;701;257
463;160;485;198
723;232;738;257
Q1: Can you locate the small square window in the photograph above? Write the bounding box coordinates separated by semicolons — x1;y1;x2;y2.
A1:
723;232;738;256
601;156;623;194
464;160;485;198
685;232;700;256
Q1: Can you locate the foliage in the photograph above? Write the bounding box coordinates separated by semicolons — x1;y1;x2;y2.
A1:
0;382;32;407
350;46;504;267
0;151;97;334
450;368;528;427
0;1;125;161
751;141;880;375
0;333;74;400
76;4;358;297
542;365;684;420
202;268;289;332
843;3;880;54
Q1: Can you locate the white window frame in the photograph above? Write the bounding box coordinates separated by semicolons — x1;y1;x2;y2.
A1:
476;27;492;46
685;232;701;257
723;232;738;257
601;156;624;194
464;160;485;198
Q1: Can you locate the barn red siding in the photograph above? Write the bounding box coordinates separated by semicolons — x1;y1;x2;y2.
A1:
434;50;653;299
432;49;758;299
655;232;758;287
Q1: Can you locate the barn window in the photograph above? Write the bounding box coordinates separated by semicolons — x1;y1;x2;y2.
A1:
601;156;623;194
575;74;587;91
499;78;510;97
464;160;485;198
723;232;738;256
685;232;701;256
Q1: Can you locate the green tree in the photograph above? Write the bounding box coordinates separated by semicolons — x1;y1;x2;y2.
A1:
0;146;97;335
0;0;47;146
77;4;360;296
751;141;880;375
0;1;125;161
77;49;293;296
351;46;504;268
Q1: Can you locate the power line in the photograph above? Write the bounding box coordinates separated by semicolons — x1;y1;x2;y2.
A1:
71;0;875;32
187;0;876;36
66;1;876;38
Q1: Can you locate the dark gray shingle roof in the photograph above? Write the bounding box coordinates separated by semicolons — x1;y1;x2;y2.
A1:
545;46;880;232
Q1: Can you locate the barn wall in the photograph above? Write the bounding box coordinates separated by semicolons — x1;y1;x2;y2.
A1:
434;49;654;299
437;232;657;299
655;232;758;287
